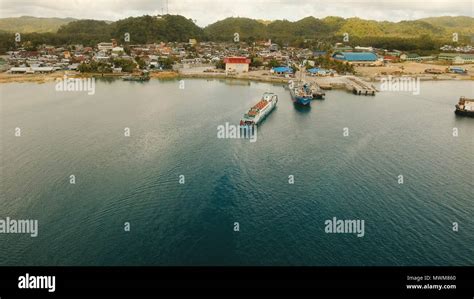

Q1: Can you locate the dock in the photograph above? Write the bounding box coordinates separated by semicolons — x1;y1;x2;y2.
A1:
306;75;377;95
344;76;377;96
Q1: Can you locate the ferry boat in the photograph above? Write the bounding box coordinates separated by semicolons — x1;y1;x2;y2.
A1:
240;92;278;126
289;80;312;106
455;97;474;117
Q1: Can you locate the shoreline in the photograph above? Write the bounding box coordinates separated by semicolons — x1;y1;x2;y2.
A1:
0;69;472;86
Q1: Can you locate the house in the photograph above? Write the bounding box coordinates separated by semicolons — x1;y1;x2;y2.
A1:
269;43;279;52
313;51;327;57
98;42;114;51
401;53;419;61
94;53;109;61
223;57;250;74
271;66;293;75
332;52;380;66
354;46;374;52
418;56;436;62
438;53;474;64
307;67;333;76
8;66;54;74
68;63;80;70
112;47;124;54
386;50;402;57
303;59;315;67
383;55;400;63
334;45;353;52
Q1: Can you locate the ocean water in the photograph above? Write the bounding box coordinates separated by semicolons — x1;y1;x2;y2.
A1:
0;78;473;266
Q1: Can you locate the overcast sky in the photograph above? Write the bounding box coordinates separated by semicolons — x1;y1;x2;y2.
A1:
0;0;472;27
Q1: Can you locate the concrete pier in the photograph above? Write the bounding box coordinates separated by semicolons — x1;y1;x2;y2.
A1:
344;76;377;96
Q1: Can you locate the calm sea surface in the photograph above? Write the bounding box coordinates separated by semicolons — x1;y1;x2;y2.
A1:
0;79;473;266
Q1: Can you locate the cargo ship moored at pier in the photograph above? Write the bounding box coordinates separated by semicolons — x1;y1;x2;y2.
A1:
289;81;312;106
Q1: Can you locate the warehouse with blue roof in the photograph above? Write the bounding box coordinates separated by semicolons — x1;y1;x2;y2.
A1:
332;52;381;66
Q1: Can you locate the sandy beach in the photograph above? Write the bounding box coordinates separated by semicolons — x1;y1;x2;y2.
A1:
355;62;474;81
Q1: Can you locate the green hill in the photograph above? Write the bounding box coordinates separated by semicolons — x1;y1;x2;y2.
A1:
204;16;473;41
111;15;204;42
419;16;474;35
0;16;77;33
0;15;472;53
203;17;266;41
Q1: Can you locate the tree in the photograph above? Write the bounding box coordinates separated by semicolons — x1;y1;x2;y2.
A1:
135;57;146;69
215;59;225;69
112;58;136;73
249;56;262;68
159;57;174;70
267;59;279;68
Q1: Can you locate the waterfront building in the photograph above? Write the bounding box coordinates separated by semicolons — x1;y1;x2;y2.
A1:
400;53;419;61
383;55;400;63
223;57;250;74
332;52;380;66
8;66;55;74
271;66;293;75
438;53;474;64
307;67;333;76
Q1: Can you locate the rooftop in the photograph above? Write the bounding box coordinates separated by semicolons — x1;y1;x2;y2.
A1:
332;52;377;61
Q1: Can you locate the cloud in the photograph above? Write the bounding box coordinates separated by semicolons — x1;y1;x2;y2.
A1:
0;0;472;26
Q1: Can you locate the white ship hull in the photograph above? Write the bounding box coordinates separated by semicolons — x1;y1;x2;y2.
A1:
240;93;278;126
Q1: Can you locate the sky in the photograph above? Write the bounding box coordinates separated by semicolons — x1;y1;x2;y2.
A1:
0;0;473;27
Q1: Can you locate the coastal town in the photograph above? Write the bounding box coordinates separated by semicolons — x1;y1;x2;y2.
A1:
1;37;473;86
1;1;474;295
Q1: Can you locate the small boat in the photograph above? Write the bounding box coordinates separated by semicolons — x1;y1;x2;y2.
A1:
122;71;150;82
454;97;474;117
122;75;150;82
310;82;325;100
240;92;278;126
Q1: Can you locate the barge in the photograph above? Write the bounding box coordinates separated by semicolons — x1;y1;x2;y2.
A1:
455;97;474;117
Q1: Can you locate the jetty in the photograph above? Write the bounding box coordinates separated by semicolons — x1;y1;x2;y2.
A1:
305;75;377;96
344;76;377;95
